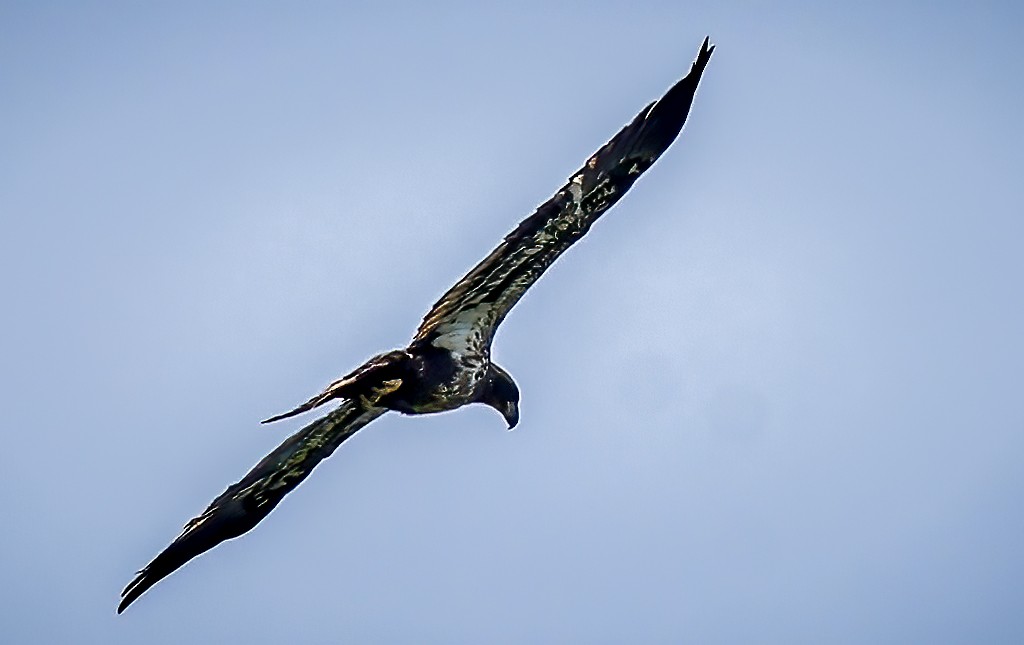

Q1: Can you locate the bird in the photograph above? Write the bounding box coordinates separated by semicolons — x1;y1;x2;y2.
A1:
118;37;714;613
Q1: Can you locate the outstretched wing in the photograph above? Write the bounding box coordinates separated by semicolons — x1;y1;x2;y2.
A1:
414;37;714;356
118;401;387;613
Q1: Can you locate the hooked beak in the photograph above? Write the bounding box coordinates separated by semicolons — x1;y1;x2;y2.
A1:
502;401;520;430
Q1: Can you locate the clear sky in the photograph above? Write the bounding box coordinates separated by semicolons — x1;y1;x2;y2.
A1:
2;1;1022;643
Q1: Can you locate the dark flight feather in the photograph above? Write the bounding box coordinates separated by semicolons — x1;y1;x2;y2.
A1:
118;402;385;613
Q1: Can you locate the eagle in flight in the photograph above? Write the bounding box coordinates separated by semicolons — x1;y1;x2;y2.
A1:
119;37;714;613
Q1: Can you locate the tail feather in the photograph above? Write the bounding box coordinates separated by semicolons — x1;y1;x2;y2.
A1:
260;390;336;424
261;350;408;424
118;401;386;613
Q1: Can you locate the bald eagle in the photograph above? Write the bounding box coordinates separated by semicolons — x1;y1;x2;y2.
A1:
119;37;714;613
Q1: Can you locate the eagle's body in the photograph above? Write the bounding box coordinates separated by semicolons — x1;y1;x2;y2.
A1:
379;345;472;415
261;340;509;422
119;38;714;613
321;344;490;415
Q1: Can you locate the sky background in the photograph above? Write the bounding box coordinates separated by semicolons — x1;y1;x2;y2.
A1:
2;1;1023;643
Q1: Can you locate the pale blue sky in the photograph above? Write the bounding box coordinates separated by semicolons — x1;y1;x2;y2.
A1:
2;2;1022;643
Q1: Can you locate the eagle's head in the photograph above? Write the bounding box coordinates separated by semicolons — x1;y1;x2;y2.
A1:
480;363;520;429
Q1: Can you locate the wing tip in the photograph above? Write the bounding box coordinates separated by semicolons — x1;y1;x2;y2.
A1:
117;570;151;614
693;36;715;73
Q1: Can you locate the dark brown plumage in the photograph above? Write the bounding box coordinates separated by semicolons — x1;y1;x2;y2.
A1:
119;37;714;613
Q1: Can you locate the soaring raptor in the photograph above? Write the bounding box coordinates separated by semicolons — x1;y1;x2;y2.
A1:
119;37;714;613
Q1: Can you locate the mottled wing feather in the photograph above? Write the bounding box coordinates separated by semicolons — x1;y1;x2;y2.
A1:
414;38;714;355
118;401;387;613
